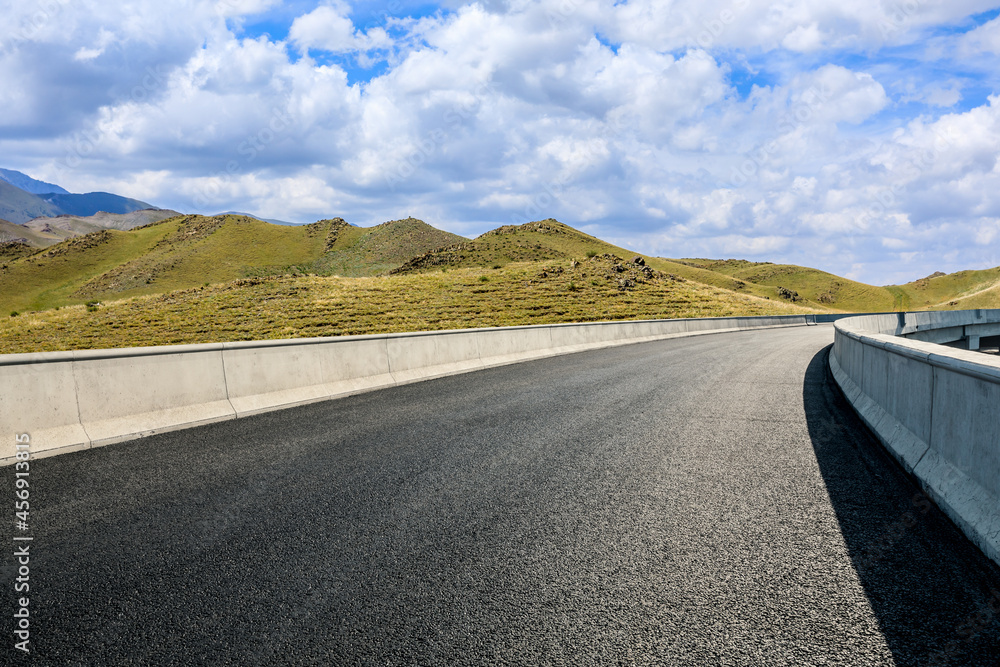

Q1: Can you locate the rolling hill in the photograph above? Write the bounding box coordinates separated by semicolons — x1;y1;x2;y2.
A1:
0;217;69;247
0;253;814;353
388;219;916;312
313;217;466;277
0;214;466;314
896;267;1000;309
0;169;159;224
23;209;182;238
219;211;302;226
0;213;997;354
668;259;1000;313
670;259;902;312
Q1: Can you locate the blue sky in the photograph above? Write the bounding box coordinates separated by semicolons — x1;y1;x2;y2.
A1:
2;0;1000;284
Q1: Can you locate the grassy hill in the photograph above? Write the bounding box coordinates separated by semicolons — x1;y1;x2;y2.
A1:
0;217;71;246
672;259;901;312
668;260;1000;312
1;213;998;354
389;219;901;312
23;209;181;238
1;223;177;314
306;217;465;277
0;255;817;353
0;214;465;315
895;267;1000;309
392;219;621;272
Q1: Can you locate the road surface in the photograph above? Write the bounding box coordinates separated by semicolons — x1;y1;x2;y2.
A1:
6;325;1000;665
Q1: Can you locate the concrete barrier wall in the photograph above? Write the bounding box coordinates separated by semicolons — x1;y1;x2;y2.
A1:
1;314;815;465
830;311;1000;567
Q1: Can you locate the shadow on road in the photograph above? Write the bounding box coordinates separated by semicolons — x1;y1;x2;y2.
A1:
803;345;1000;667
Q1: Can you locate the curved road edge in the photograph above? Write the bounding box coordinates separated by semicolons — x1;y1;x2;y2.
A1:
830;312;1000;567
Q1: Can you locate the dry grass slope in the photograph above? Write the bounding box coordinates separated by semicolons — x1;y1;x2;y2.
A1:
897;267;1000;309
0;214;468;315
0;255;818;354
306;217;466;277
673;259;899;312
1;213;998;354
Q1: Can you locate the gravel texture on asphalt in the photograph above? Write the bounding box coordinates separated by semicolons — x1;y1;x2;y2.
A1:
4;325;1000;665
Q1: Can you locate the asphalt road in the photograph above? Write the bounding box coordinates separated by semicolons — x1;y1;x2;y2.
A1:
5;325;1000;665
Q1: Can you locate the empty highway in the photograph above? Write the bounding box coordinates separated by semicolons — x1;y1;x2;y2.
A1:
6;325;1000;665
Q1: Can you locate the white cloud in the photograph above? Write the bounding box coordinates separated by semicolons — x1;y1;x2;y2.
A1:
215;0;281;19
73;28;117;62
289;2;391;54
960;15;1000;55
975;220;1000;246
716;234;791;256
782;23;825;53
604;0;1000;53
802;65;888;125
2;0;1000;285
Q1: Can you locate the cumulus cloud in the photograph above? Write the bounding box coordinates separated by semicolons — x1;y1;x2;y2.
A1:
289;2;391;54
1;0;1000;284
960;14;1000;55
604;0;1000;53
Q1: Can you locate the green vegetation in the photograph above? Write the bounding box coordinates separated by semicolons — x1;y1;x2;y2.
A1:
0;218;70;247
896;267;1000;309
0;224;178;315
309;217;464;277
670;259;899;312
670;258;1000;313
0;214;461;315
0;255;817;354
0;212;997;354
392;220;624;273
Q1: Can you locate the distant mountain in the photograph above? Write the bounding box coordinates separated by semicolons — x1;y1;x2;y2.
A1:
0;168;69;195
0;180;63;223
0;169;160;224
40;192;157;217
0;217;69;247
22;209;182;242
219;211;302;226
0;214;469;314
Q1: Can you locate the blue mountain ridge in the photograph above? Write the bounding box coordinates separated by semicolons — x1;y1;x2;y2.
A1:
0;168;69;195
0;169;158;223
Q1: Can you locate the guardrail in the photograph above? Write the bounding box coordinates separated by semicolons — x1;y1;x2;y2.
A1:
1;315;817;465
829;309;1000;566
